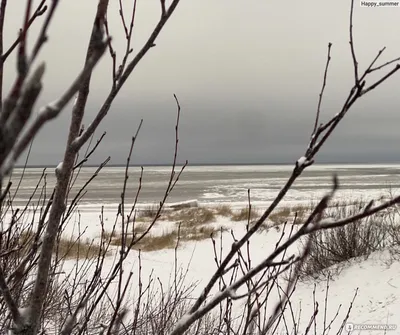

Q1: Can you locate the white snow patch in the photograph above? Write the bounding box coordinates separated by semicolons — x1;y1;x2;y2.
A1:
296;156;307;167
47;100;60;112
319;217;336;225
303;222;317;233
73;94;78;108
226;288;238;299
55;161;63;177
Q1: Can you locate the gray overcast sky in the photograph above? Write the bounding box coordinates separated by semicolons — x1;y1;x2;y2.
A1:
4;1;400;165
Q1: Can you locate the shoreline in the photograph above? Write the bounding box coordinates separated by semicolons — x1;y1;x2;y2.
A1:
14;161;400;168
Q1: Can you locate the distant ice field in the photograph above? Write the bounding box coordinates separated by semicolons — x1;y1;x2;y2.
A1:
8;164;400;209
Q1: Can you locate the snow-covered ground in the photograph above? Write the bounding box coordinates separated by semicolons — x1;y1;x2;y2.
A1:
5;164;400;333
51;205;400;334
3;197;399;334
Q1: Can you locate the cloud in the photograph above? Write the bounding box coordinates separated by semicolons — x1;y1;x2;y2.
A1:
6;0;400;166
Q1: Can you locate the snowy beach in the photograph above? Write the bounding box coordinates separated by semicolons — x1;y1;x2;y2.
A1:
5;164;400;333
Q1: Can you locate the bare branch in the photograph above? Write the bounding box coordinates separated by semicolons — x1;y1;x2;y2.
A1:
160;0;166;17
103;16;117;86
114;0;137;83
118;0;129;38
29;0;61;65
73;131;107;170
360;64;400;96
0;37;110;177
306;194;400;233
132;94;186;246
27;2;110;332
359;46;386;82
349;0;358;85
0;62;45;168
0;180;11;205
261;249;308;335
171;175;339;334
17;0;33;77
0;0;8;111
368;54;400;73
71;0;181;152
0;265;21;325
1;0;47;63
0;1;47;125
311;43;332;142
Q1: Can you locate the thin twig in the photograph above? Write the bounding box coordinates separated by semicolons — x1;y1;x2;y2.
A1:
0;37;110;176
29;0;61;65
349;0;358;85
1;0;47;63
72;0;181;151
311;43;332;141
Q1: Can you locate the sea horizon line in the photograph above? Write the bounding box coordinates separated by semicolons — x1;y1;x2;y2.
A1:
15;161;400;169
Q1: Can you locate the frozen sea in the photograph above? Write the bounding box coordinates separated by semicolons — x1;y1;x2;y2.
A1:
7;163;400;209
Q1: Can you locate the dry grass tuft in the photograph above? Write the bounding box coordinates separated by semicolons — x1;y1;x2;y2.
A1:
56;237;103;259
137;205;161;220
180;225;221;242
101;230;117;241
109;206;220;252
231;207;258;222
269;207;291;225
168;207;215;227
213;204;233;217
19;231;103;260
109;223;221;252
109;230;177;252
132;223;150;236
131;230;178;252
266;204;311;227
103;222;149;241
291;203;310;222
298;200;392;279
